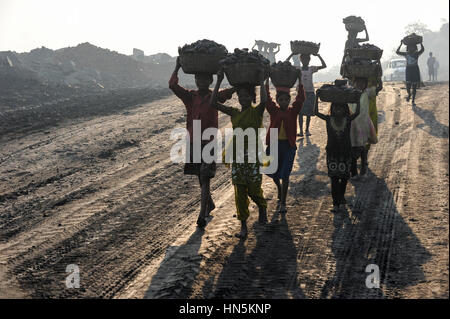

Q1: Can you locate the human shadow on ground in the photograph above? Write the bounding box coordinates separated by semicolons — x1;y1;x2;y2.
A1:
144;228;205;299
412;103;449;139
290;136;329;200
320;168;431;298
209;214;306;299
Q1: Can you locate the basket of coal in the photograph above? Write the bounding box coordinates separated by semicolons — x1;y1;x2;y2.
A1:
317;80;361;104
269;61;300;88
346;43;383;60
220;48;270;86
343;60;380;78
343;16;366;32
178;39;228;74
290;40;320;55
402;33;423;46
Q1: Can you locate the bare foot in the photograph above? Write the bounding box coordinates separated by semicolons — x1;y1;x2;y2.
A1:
258;207;268;224
197;216;206;228
206;199;215;217
235;223;248;239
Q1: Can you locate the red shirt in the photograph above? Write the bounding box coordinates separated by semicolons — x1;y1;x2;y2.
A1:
169;72;234;143
265;84;306;147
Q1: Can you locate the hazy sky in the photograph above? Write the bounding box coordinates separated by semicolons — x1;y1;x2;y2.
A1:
1;0;448;67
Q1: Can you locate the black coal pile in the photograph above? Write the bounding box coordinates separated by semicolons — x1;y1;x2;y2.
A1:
343;16;365;25
178;39;228;55
220;48;270;66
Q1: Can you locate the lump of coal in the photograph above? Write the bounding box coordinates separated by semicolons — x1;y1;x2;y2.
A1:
219;48;270;66
343;15;365;25
178;39;228;56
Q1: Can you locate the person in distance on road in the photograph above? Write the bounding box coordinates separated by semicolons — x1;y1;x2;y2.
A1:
297;53;327;137
396;41;425;105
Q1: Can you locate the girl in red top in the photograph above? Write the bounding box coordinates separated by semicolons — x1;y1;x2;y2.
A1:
264;75;306;213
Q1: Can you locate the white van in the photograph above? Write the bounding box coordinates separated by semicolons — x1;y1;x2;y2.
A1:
383;59;406;81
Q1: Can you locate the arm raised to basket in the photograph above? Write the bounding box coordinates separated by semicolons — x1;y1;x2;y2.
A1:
349;100;360;121
313;53;327;70
418;42;425;56
256;70;267;114
169;57;192;105
357;25;369;43
210;69;235;117
292;72;305;114
264;78;278;115
314;94;328;120
396;42;406;56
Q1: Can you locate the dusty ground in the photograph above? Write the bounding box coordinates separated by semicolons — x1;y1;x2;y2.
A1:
0;82;448;299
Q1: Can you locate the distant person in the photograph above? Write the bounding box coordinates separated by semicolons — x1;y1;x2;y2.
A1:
252;40;266;57
427;52;436;82
396;41;425;105
297;53;327;137
266;43;280;64
340;24;369;76
434;58;440;81
169;57;235;228
292;54;301;67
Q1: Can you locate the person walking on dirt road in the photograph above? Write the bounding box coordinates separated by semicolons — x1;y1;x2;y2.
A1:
264;74;305;214
169;57;235;228
427;52;436;82
211;68;268;240
433;58;439;82
297;53;327;137
396;41;425;105
315;91;360;212
349;77;378;178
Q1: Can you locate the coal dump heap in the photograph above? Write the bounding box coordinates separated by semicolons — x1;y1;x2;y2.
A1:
0;43;192;136
0;42;189;90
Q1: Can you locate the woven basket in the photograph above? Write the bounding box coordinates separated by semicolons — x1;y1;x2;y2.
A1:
270;66;300;88
317;85;361;103
345;22;365;32
179;53;226;74
347;48;383;60
402;34;423;46
224;63;268;86
344;63;379;78
290;42;320;55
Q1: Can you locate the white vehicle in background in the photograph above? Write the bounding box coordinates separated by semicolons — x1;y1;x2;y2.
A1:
383;59;406;81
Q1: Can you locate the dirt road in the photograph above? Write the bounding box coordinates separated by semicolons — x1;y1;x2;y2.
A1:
0;83;448;298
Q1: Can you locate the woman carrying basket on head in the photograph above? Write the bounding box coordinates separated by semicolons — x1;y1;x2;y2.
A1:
396;40;424;105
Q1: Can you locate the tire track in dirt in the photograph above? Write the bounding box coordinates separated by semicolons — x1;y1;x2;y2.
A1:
0;93;239;298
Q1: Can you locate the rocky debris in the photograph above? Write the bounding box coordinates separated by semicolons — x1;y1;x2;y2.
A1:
343;16;366;32
220;48;270;66
290;41;320;55
270;61;299;88
271;60;293;68
0;43;191;91
178;39;228;56
343;15;365;25
317;80;361;103
402;33;423;45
